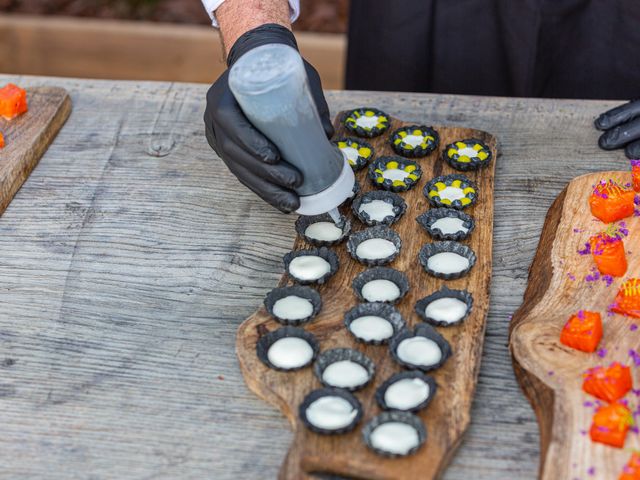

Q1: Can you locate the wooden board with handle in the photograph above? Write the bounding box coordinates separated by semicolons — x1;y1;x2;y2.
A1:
236;112;498;480
510;171;640;480
0;86;71;216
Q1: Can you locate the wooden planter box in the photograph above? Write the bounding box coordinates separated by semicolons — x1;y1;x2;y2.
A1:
0;14;346;89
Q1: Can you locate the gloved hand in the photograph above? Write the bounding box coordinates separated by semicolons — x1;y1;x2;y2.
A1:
204;23;334;213
595;100;640;159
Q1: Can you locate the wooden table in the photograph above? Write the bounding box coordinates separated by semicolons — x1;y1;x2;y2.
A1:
0;74;630;479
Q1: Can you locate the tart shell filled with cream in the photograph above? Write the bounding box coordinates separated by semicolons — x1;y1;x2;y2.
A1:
343;107;390;138
443;138;492;171
391;125;439;158
424;174;478;209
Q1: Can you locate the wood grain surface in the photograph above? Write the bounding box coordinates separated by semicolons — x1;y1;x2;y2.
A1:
0;74;634;480
237;113;496;479
510;171;640;480
0;86;71;216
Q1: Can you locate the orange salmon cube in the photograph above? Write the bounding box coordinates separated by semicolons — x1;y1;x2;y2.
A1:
589;180;635;223
560;310;602;353
590;402;633;448
612;279;640;319
620;452;640;480
583;362;633;403
0;83;28;120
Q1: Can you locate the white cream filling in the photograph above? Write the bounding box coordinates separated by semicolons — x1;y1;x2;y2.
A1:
288;255;331;281
370;422;420;455
305;396;357;430
359;200;395;222
397;336;442;367
424;297;468;324
438;186;465;202
304;222;342;242
321;360;370;389
401;134;424;147
267;337;314;369
341;146;360;163
355;238;397;260
355;115;379;129
384;378;430;410
457;146;479;158
349;315;394;341
272;295;313;321
430;217;468;235
426;252;470;275
382;169;410;182
361;279;400;302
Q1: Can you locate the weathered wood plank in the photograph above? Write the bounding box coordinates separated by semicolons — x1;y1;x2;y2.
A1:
0;74;632;479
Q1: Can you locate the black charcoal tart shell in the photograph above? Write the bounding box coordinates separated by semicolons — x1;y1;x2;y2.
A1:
414;287;473;327
256;326;319;372
416;208;475;241
362;411;427;458
389;323;452;372
346;225;402;266
263;285;322;326
368;156;422;193
294;213;351;247
343;302;406;345
313;348;376;392
351;190;407;226
352;267;410;305
342;107;390;138
375;371;438;413
283;247;340;285
423;174;479;210
299;387;363;435
443;138;492;171
418;241;477;280
332;137;375;171
390;125;440;158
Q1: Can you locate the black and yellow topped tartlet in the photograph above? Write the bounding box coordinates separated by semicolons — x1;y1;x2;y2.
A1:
424;174;478;209
391;126;439;158
333;137;375;171
343;108;390;138
368;156;422;192
443;138;492;171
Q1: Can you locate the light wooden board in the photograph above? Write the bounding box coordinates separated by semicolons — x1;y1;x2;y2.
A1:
237;113;497;479
510;171;640;480
0;85;71;216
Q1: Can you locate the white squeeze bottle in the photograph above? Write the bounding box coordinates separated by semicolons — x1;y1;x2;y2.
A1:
228;44;355;221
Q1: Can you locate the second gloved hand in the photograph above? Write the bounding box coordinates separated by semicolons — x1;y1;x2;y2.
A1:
204;24;334;213
595;100;640;159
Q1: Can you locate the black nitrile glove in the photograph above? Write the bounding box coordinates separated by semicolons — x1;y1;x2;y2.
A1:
204;23;334;213
595;100;640;159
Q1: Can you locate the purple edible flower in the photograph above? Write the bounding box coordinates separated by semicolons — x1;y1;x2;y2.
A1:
597;348;608;358
629;349;640;366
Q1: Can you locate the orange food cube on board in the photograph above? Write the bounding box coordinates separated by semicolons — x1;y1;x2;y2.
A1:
620;452;640;480
632;160;640;192
612;279;640;319
583;362;633;403
0;83;28;120
590;232;628;277
589;180;636;223
590;402;633;448
560;310;602;353
0;131;4;149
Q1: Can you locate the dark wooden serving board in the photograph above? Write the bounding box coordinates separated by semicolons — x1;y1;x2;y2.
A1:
237;113;498;480
510;171;640;480
0;86;71;216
